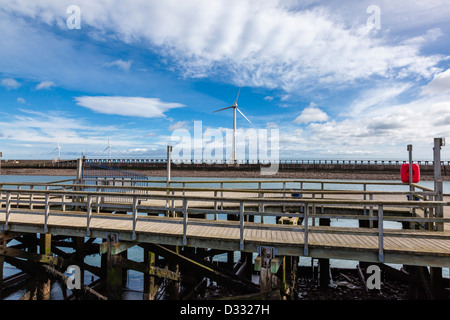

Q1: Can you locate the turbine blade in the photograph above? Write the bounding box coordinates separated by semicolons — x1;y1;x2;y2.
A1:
236;107;252;123
234;86;242;103
212;106;233;113
103;146;109;152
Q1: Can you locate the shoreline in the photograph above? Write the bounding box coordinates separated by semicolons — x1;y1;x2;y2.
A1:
0;167;446;181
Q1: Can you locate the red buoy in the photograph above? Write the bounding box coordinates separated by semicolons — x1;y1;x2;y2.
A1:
400;163;420;183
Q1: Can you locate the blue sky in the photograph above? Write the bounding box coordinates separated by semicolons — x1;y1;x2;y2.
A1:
1;0;450;161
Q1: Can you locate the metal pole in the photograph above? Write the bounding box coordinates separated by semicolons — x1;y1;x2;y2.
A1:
433;138;445;231
407;145;413;192
233;107;237;164
167;145;172;187
433;138;445;190
166;145;172;215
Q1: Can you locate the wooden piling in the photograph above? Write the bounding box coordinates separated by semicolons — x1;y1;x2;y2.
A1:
143;247;157;300
38;233;52;300
106;233;122;300
318;208;330;288
0;235;4;298
73;237;85;287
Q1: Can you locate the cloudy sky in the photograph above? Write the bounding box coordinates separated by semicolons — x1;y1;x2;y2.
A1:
0;0;449;161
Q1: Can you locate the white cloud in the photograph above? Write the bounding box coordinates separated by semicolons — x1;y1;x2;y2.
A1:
103;59;133;71
17;97;26;104
421;68;450;96
169;121;190;131
1;78;21;89
74;96;185;118
2;1;446;92
294;106;329;124
347;83;412;116
35;80;56;90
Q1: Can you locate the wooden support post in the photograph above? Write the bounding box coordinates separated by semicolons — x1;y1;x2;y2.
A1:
0;234;5;298
430;267;444;299
241;251;253;281
284;255;298;299
38;233;52;300
143;248;158;300
258;246;280;299
106;233;122;300
73;237;85;287
318;205;330;288
170;246;180;299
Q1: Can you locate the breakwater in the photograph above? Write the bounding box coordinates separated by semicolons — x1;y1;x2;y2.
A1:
2;159;449;177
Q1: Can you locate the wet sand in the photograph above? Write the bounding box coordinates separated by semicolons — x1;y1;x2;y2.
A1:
0;167;444;181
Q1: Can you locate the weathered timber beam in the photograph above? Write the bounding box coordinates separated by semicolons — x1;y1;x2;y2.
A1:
99;241;137;255
118;257;180;281
1;246;62;265
0;232;22;242
147;243;259;294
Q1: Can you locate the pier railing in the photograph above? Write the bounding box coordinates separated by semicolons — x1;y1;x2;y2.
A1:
80;158;450;166
1;178;448;263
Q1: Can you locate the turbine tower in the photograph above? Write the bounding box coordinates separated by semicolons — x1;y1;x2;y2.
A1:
213;87;251;164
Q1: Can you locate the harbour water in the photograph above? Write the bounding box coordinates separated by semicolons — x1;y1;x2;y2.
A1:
1;175;449;299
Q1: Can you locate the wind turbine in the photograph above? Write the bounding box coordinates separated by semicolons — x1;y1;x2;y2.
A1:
213;87;252;164
51;141;61;161
104;139;112;162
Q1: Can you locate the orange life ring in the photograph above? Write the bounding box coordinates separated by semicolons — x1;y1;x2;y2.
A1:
400;163;420;183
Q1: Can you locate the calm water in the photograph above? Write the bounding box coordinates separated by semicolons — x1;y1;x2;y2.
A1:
1;175;449;299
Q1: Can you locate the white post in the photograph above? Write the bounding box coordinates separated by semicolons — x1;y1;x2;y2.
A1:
183;199;188;246
132;196;138;240
378;205;384;262
166;146;172;214
86;195;92;236
304;203;309;256
239;201;244;251
4;192;11;230
44;193;50;233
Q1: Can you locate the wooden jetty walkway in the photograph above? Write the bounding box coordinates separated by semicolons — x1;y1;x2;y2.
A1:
1;176;450;300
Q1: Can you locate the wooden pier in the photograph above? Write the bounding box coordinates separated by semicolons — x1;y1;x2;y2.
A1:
1;176;449;300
